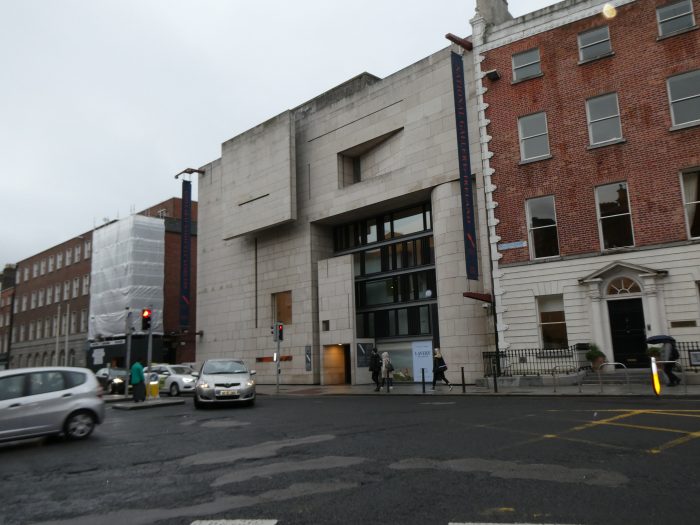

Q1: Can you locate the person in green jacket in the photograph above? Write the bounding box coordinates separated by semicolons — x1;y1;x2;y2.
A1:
131;360;146;402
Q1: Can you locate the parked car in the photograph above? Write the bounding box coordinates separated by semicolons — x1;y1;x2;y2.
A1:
194;359;256;408
0;367;106;442
95;367;128;395
147;364;198;397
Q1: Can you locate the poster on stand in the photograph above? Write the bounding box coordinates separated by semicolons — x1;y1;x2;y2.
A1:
412;341;433;383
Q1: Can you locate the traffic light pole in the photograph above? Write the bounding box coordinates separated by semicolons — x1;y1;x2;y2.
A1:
276;338;280;393
146;312;153;400
124;308;132;399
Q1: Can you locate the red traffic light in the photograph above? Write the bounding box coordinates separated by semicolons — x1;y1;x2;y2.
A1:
142;309;152;319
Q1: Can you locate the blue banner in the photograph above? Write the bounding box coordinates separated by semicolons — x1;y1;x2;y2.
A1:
179;180;192;328
451;51;479;281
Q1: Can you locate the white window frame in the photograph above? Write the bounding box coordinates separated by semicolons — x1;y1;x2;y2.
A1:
70;311;77;334
512;48;542;82
667;69;700;128
46;286;53;305
21;295;27;312
595;181;635;250
30;291;36;310
75;244;81;263
63;281;70;301
65;249;72;266
680;169;700;239
518;112;550;162
72;277;80;299
40;259;46;275
32;263;38;278
82;274;90;295
56;253;63;269
80;309;88;332
38;289;44;307
526;195;560;260
84;240;91;259
54;284;61;303
48;255;54;272
586;93;623;145
657;0;695;37
578;26;612;62
23;268;29;282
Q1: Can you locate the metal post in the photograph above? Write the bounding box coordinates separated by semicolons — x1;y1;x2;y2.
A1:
461;366;466;393
124;308;132;399
146;308;153;400
276;338;280;394
386;367;390;393
421;368;425;393
492;356;498;393
55;303;61;364
64;302;70;365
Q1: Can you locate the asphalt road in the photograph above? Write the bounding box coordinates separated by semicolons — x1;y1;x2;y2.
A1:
2;394;699;525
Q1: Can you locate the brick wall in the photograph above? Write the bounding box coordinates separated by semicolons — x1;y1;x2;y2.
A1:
482;0;700;265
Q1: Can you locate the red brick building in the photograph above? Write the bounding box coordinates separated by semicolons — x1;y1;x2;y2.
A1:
471;0;700;367
5;197;198;369
0;265;17;368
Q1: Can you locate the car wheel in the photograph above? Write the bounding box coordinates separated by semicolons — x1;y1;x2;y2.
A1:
169;383;180;397
64;411;96;440
193;394;203;409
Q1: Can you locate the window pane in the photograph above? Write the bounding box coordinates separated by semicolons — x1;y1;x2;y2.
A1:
601;215;634;248
662;15;694;35
513;48;540;68
686;203;700;237
519;113;547;136
29;371;65;395
540;310;565;323
672;97;700;125
522;134;550;159
514;62;541;80
588;94;618;121
682;172;700;203
532;227;559;258
659;0;692;20
528;196;556;227
393;207;424;237
398;309;408;335
668;70;700;101
579;26;609;47
365;219;377;244
542;323;569;348
395;243;405;269
354;252;362;276
356;314;365;338
419;306;430;334
581;40;612;61
365;248;381;274
0;375;24;400
415;239;423;266
389;310;396;335
365;279;395;306
597;183;629;216
591;117;622;143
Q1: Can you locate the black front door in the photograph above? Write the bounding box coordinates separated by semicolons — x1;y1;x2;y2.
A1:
607;298;647;368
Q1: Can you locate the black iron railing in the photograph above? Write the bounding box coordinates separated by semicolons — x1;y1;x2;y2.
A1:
677;342;700;372
482;345;585;377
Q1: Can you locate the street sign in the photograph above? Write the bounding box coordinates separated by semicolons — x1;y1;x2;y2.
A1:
90;339;125;347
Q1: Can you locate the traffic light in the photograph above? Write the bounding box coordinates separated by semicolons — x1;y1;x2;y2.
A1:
141;308;152;331
277;323;284;341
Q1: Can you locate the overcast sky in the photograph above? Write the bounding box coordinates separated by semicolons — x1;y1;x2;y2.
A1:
0;0;558;265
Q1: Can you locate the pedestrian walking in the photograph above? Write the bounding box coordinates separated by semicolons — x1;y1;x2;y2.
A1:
131;360;146;402
369;347;382;391
381;351;394;391
431;349;452;391
662;341;681;386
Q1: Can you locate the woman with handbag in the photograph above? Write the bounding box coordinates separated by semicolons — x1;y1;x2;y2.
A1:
431;349;453;391
381;351;394;391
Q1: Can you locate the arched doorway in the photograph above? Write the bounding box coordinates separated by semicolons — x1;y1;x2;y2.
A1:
606;276;647;368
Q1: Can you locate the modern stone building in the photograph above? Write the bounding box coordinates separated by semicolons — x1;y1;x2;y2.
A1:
196;45;494;385
470;0;700;368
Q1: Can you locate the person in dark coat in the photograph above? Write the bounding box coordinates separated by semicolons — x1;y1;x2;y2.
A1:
662;341;681;386
368;347;382;392
431;349;452;391
130;360;146;402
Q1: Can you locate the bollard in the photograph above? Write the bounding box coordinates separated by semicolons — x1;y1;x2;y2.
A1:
386;370;390;393
461;367;466;393
421;368;425;393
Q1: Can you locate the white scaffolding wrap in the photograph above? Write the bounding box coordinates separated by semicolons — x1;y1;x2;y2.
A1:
89;215;165;339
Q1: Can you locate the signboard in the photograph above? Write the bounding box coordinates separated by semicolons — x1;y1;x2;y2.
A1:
412;341;434;383
90;339;125;348
498;240;528;251
451;51;479;281
356;342;373;368
93;348;105;366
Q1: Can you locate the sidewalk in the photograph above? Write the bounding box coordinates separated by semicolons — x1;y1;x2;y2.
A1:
255;381;700;398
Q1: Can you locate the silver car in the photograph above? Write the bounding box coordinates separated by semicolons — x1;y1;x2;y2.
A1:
194;359;256;408
148;364;198;397
0;367;105;442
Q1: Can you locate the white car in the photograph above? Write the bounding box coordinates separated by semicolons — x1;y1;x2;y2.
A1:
148;364;198;397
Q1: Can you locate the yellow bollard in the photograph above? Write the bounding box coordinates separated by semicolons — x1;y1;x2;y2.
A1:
651;357;661;396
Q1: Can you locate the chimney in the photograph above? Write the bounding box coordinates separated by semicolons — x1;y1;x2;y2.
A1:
476;0;513;26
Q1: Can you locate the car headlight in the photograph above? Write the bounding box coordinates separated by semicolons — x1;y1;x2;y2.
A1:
113;378;124;384
197;382;209;389
246;379;255;387
183;377;194;383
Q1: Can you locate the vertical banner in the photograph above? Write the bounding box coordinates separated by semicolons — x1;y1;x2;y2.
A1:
179;179;192;329
451;52;479;281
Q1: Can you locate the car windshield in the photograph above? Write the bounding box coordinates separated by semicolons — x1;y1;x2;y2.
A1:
110;369;127;378
202;361;247;375
170;366;191;375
